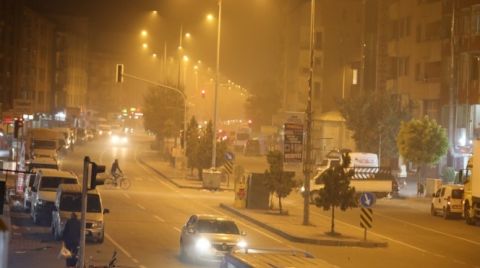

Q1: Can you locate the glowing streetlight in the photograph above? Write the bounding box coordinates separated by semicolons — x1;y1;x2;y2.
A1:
182;55;189;62
152;53;157;58
140;30;148;37
193;65;199;70
206;14;215;21
185;32;191;39
142;43;148;49
152;10;158;15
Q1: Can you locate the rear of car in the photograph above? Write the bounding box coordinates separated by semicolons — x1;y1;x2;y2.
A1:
431;184;464;219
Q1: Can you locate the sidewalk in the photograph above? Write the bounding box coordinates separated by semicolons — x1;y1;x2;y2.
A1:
139;151;388;248
138;151;234;191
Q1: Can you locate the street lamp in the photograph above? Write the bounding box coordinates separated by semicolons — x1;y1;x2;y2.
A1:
211;0;222;168
142;43;148;49
140;30;148;37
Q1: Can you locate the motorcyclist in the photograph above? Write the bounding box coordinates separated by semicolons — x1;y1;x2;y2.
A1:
111;159;123;183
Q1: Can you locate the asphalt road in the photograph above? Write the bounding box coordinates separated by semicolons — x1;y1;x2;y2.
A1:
8;133;480;268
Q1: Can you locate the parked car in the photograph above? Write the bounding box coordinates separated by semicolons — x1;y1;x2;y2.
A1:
179;214;247;262
51;184;109;243
431;184;464;219
30;169;79;225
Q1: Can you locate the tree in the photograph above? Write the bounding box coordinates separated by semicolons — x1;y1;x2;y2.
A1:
315;153;357;234
143;86;184;152
186;116;199;174
396;116;448;181
264;150;296;214
339;92;412;162
245;79;282;131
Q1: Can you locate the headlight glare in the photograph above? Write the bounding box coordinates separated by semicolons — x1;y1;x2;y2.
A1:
237;240;247;248
195;238;211;251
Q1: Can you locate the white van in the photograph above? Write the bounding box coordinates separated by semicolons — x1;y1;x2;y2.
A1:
52;184;109;243
30;169;79;224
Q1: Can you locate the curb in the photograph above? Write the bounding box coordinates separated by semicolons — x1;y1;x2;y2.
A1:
137;155;233;191
220;203;388;248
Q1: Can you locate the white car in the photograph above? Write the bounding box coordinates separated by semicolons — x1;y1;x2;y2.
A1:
179;214;247;262
431;184;464;219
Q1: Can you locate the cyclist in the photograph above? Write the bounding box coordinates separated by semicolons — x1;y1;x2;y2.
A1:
111;159;123;184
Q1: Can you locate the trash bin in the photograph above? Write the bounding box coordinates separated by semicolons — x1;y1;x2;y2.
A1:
203;169;222;190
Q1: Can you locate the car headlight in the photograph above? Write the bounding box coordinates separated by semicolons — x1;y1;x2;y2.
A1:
99;130;103;135
236;240;247;249
121;137;128;144
90;221;103;228
111;135;119;143
195;238;211;251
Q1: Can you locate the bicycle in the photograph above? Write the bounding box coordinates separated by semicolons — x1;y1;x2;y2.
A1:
86;250;118;268
104;174;131;190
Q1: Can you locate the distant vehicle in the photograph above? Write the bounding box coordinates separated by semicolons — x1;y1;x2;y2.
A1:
305;152;394;201
97;124;112;136
52;128;73;151
85;129;95;141
110;133;129;146
431;184;464;219
234;128;251;152
76;128;87;144
26;128;62;160
180;214;247;262
459;140;480;225
24;158;60;210
30;169;79;225
243;139;261;156
27;157;59;172
221;248;335;268
51;184;109;243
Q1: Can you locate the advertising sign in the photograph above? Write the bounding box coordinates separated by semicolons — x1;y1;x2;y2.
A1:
284;120;304;163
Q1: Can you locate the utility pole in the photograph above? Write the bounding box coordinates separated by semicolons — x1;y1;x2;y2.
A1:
78;156;90;268
212;0;222;168
303;0;315;226
448;0;456;165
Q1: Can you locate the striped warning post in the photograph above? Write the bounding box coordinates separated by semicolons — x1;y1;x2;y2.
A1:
360;207;373;229
223;160;233;175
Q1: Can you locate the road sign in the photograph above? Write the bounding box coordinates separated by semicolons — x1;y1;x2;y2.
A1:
225;151;235;161
360;207;373;229
359;192;376;208
224;160;233;175
283;122;304;163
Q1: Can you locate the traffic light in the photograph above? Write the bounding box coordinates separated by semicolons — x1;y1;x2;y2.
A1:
90;162;106;189
115;64;124;83
201;89;206;98
13;119;24;138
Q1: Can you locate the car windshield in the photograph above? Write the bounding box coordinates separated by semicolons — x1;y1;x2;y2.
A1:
32;140;57;150
452;189;464;199
59;193;102;213
39;177;77;190
196;219;240;234
28;163;58;172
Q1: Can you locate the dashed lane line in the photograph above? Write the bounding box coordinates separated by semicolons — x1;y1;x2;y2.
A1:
375;211;480;246
123;193;131;199
132;258;139;264
173;227;181;233
105;233;132;258
153;215;165;222
137;204;146;210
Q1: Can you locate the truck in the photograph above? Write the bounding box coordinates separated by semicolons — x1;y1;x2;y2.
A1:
234;127;251;152
460;140;480;225
25;128;61;160
306;152;394;202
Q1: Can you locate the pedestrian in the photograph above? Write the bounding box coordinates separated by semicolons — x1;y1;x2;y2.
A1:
63;212;81;267
417;182;425;197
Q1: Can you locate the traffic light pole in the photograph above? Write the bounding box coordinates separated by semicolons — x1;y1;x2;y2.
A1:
78;156;90;268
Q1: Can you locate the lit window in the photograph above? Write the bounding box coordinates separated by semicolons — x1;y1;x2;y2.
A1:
352;69;358;85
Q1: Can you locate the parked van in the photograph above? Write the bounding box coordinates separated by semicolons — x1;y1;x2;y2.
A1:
431;184;464;219
23;158;59;210
52;184;109;243
30;169;79;224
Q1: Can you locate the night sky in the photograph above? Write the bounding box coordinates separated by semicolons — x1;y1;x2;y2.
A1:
26;0;284;90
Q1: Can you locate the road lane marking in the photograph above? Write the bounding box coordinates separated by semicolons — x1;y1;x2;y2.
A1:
137;204;146;210
105;233;132;258
174;227;181;232
153;215;165;222
139;265;147;268
310;210;429;253
433;253;446;258
375;211;480;246
123;193;131;199
132;258;139;263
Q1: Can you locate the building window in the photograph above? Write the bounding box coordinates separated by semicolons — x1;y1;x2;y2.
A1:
415;63;422;81
352;69;358;85
398;57;409;76
472;6;480;35
424;61;441;81
424;21;442;41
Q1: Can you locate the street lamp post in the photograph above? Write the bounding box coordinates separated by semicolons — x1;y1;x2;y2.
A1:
212;0;222;168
